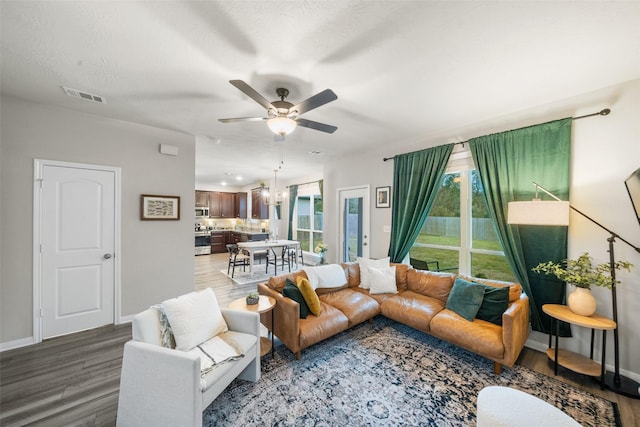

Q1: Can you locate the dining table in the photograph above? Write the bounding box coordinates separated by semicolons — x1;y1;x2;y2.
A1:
237;239;301;276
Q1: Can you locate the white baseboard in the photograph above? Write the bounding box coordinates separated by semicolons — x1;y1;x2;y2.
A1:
0;336;36;352
118;314;134;324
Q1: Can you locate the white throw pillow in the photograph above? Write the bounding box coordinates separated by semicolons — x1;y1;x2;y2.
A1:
161;288;228;351
358;257;390;289
368;266;398;295
303;264;347;290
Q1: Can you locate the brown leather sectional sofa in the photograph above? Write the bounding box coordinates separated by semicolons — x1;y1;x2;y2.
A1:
257;262;530;374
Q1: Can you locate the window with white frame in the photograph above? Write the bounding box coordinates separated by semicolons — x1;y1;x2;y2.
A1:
409;149;516;281
293;183;323;253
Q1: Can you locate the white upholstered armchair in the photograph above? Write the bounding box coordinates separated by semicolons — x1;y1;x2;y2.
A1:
116;289;261;427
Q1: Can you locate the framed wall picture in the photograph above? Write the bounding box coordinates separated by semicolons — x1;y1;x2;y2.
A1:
376;186;391;208
140;194;181;220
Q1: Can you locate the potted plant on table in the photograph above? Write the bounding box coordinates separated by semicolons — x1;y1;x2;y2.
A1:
314;243;328;265
532;252;632;316
246;292;260;305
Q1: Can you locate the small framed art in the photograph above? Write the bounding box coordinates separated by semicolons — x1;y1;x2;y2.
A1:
376;186;391;208
140;194;181;220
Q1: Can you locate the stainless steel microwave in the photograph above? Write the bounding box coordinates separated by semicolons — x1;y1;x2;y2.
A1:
195;206;209;218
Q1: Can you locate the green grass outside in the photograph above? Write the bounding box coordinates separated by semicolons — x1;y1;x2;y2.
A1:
411;234;517;282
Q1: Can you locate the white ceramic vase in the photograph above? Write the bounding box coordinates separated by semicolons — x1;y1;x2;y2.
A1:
567;287;597;316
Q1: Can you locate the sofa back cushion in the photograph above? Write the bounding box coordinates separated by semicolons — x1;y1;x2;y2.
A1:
457;274;522;303
391;263;410;291
341;262;361;288
267;270;308;293
406;269;455;302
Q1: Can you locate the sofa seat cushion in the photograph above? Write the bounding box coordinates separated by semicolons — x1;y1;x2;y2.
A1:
200;330;258;392
429;309;504;360
353;287;396;305
299;302;349;350
319;289;380;326
380;290;446;333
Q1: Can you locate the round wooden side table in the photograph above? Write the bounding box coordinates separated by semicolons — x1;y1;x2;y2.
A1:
229;295;276;357
542;304;616;389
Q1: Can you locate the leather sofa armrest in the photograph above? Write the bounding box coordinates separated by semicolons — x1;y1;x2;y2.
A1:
501;293;530;367
258;283;301;354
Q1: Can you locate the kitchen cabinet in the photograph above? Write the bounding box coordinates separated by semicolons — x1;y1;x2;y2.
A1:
210;232;226;254
196;190;209;207
220;192;235;218
251;188;269;219
235;192;247;218
208;192;221;217
198;191;246;218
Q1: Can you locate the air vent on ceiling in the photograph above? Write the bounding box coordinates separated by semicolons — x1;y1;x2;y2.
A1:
62;86;107;104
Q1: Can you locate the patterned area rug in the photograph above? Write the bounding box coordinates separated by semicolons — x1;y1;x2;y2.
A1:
203;317;620;426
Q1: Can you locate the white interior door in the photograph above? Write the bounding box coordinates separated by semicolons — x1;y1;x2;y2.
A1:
37;162;116;339
338;186;370;262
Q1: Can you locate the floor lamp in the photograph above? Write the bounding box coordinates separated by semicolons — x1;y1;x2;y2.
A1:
508;182;640;399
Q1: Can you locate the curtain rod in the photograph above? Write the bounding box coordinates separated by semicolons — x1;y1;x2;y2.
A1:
285;179;321;188
382;108;611;162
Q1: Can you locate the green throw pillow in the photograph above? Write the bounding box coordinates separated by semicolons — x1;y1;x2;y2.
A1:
445;278;485;322
476;285;509;326
283;279;310;319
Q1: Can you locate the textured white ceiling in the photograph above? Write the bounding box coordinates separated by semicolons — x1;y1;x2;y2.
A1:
2;1;640;187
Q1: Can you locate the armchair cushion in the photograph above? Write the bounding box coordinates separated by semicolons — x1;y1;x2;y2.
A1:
162;288;228;351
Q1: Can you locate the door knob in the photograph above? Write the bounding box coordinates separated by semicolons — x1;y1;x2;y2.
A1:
103;253;112;260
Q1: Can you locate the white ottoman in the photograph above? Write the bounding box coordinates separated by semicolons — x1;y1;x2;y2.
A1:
477;386;582;427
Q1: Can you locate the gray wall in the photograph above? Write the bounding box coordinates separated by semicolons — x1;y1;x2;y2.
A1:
1;96;195;345
322;79;640;379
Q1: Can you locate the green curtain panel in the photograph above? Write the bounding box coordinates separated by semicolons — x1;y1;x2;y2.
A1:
388;144;454;263
318;179;323;198
287;184;298;240
469;118;572;335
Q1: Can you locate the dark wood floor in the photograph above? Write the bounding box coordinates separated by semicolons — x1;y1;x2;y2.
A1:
1;253;638;426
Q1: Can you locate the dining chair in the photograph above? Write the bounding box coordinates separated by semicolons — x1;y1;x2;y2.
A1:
266;246;291;275
227;244;250;278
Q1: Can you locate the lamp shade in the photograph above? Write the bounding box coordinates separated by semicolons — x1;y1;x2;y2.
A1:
507;200;570;226
267;117;297;136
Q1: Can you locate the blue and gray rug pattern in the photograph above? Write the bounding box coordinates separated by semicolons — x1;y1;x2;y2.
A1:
204;316;619;426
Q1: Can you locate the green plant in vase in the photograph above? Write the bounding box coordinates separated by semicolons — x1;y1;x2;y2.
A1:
533;252;632;316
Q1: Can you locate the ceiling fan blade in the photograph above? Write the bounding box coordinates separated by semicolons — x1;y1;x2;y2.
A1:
229;80;275;111
290;89;337;116
218;116;268;123
296;118;337;134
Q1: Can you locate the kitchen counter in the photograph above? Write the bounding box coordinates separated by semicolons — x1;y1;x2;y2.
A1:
209;230;270;254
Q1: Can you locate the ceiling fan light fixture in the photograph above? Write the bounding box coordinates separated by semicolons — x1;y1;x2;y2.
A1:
267;116;297;136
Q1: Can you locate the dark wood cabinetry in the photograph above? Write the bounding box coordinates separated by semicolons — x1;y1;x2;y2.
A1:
196;190;247;219
195;190;209;207
235;192;247;219
220;192;235;218
208;192;221;217
251;188;269;219
210;232;226;254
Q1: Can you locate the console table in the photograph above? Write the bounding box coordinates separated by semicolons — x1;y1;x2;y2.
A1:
542;304;616;389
